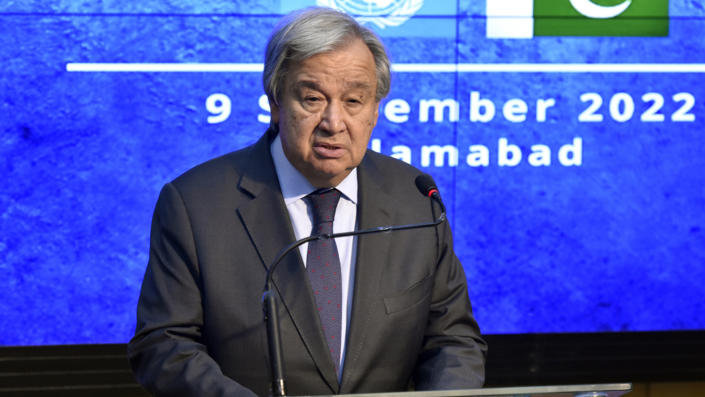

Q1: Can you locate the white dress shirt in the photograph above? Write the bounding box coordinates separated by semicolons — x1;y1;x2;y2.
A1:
271;135;358;377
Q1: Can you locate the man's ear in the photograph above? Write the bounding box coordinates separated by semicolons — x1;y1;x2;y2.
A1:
269;97;280;125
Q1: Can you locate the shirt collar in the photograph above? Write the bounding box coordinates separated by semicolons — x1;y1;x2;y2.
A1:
271;134;358;205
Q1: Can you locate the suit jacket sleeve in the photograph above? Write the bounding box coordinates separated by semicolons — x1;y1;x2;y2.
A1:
412;207;488;390
127;183;258;397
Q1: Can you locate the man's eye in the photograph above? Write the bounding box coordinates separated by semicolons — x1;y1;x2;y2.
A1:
305;96;321;102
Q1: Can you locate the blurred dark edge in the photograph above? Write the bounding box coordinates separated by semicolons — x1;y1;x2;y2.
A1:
0;331;703;396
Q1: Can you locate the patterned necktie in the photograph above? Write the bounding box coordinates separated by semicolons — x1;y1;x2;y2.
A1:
305;188;343;370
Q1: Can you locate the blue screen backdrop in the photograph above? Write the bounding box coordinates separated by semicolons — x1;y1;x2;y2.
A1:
1;0;704;345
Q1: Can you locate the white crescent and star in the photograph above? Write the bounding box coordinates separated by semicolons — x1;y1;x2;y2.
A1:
569;0;632;19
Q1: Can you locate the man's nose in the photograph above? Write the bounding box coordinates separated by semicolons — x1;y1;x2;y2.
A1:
318;101;345;134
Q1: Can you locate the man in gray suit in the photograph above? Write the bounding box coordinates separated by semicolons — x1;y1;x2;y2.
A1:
128;7;487;397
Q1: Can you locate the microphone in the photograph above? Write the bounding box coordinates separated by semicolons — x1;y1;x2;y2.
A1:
415;172;438;197
415;173;446;219
263;173;445;397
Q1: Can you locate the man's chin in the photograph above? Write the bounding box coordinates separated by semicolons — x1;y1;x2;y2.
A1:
305;166;352;188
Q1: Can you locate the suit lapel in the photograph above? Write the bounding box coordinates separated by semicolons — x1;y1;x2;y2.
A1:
235;131;340;392
340;155;395;392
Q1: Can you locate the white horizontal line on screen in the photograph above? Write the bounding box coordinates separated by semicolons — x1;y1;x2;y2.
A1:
65;62;705;73
65;63;264;72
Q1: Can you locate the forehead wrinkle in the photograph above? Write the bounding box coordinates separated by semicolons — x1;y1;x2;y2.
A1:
344;80;373;92
293;80;323;92
292;79;374;96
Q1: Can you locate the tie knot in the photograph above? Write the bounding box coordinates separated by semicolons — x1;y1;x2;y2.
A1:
306;188;341;226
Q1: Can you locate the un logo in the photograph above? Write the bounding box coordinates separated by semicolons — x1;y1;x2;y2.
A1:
316;0;424;29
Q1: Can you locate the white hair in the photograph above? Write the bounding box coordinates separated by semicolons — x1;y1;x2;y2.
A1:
263;7;391;103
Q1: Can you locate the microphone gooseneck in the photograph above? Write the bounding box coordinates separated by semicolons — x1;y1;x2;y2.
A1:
262;173;446;397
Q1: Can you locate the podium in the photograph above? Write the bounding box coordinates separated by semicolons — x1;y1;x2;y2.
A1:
294;383;632;397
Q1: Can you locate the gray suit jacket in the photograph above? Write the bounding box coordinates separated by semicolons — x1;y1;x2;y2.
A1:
128;129;486;397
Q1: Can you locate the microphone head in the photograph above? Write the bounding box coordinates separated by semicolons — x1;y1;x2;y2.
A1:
415;173;438;198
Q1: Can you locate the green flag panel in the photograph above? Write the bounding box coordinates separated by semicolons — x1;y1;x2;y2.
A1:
534;0;669;37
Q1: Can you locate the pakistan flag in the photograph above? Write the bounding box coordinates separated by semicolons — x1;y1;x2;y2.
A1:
486;0;669;38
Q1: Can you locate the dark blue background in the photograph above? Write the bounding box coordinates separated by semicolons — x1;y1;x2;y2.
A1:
2;1;704;345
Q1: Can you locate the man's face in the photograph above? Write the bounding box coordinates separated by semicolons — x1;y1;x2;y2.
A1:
270;38;380;188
